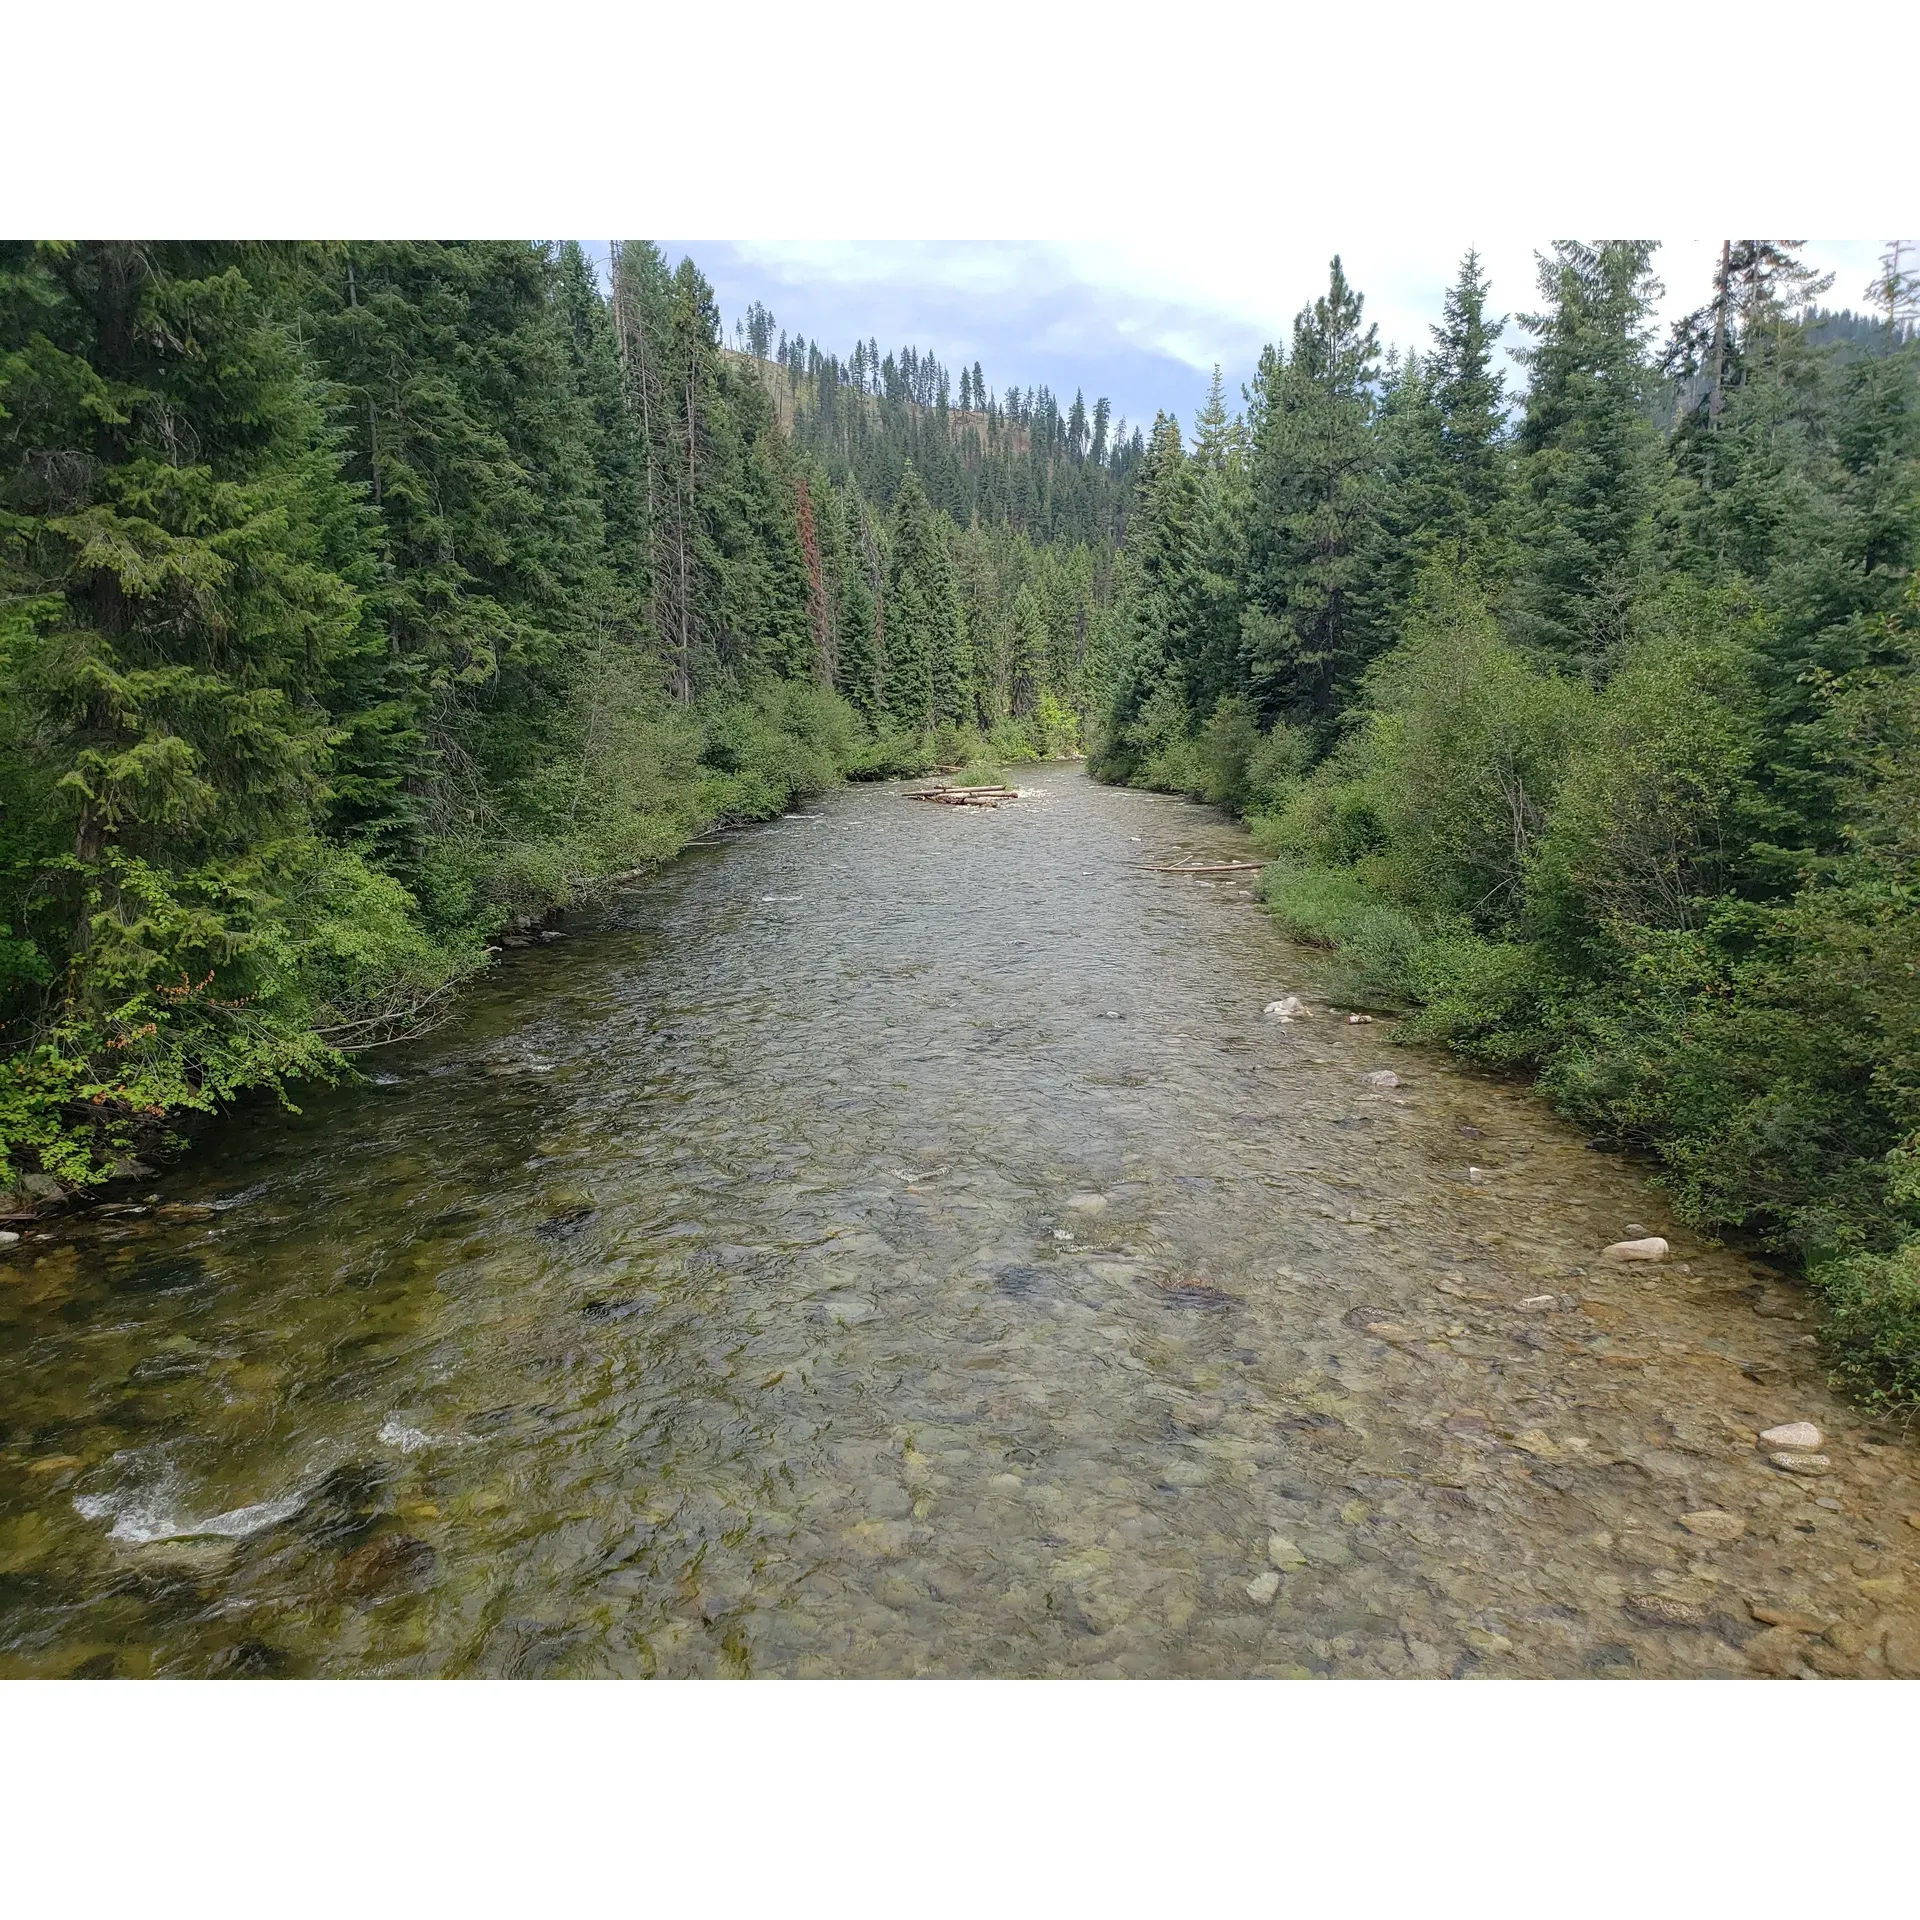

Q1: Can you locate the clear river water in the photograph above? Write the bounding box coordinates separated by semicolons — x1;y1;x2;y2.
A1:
3;765;1918;1677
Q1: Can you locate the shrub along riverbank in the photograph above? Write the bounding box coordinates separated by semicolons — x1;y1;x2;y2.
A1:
0;242;1098;1206
1090;243;1920;1409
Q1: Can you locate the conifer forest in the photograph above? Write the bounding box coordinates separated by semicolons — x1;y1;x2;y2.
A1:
5;233;1920;1439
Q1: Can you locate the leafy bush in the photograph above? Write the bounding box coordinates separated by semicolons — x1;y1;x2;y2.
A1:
1401;930;1560;1067
1812;1239;1920;1409
1258;863;1428;1004
1359;574;1591;924
1527;596;1762;956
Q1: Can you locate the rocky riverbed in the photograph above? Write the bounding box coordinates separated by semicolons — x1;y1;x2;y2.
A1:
2;765;1916;1676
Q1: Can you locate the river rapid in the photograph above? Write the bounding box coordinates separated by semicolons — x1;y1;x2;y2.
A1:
3;765;1918;1678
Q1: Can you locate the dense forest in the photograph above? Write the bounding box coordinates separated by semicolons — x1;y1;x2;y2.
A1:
0;241;1109;1205
1093;239;1920;1406
726;295;1145;545
7;235;1920;1410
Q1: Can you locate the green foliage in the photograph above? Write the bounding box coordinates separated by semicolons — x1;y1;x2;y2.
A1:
883;463;966;730
1242;256;1384;727
1512;241;1666;668
2;240;1115;1198
1257;864;1428;1004
729;324;1144;548
1812;1238;1920;1408
1091;240;1920;1407
1352;570;1590;922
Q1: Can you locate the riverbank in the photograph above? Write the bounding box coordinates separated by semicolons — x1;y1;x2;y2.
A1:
1090;725;1920;1419
0;698;1082;1222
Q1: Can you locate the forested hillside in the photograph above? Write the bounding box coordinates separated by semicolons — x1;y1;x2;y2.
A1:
0;241;1112;1201
1093;239;1920;1404
9;234;1920;1411
725;299;1145;545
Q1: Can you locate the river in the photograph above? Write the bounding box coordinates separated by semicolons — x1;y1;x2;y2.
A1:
2;766;1916;1677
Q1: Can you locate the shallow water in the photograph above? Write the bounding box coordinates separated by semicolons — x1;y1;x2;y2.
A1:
3;766;1918;1678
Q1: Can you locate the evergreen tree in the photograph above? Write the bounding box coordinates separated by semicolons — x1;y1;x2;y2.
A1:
882;463;948;731
833;481;885;719
1190;364;1244;470
1242;256;1383;726
1430;248;1510;544
1513;240;1664;668
1008;586;1046;716
0;242;381;1174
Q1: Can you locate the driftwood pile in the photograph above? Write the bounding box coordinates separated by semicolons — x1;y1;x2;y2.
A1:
906;782;1019;808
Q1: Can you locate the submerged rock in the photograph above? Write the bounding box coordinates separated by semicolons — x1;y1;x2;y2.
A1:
1680;1510;1747;1542
1769;1451;1832;1475
336;1533;436;1597
1245;1570;1281;1604
1363;1070;1400;1090
1885;1625;1920;1679
1748;1603;1829;1632
1624;1592;1713;1630
1265;996;1311;1021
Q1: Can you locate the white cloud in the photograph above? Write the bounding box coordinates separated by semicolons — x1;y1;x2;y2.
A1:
649;238;1899;444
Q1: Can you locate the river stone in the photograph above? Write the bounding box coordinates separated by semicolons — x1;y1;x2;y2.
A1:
1759;1421;1823;1450
336;1533;436;1597
1268;1534;1307;1570
0;1230;19;1247
1296;1531;1353;1569
1264;996;1311;1020
1246;1570;1281;1604
1680;1510;1747;1542
1637;1450;1692;1480
1745;1626;1808;1677
1750;1603;1829;1633
1885;1625;1920;1679
1602;1236;1669;1262
1769;1451;1832;1475
1616;1531;1676;1567
1363;1070;1399;1090
1624;1592;1713;1630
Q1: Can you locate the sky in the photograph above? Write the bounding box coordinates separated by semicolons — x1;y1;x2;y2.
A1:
589;239;1895;447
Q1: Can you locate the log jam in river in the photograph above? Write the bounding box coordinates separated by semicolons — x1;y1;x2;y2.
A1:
3;766;1917;1677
